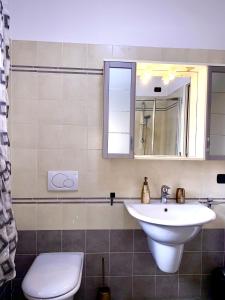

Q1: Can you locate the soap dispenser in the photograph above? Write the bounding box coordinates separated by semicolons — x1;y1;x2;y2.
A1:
141;177;150;204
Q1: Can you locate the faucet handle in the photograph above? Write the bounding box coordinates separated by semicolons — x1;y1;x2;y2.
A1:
161;185;171;195
199;198;214;208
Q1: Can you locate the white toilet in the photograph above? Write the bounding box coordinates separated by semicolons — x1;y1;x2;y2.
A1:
22;252;84;300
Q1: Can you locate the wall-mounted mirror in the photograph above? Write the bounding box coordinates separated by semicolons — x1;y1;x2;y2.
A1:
206;66;225;159
103;61;208;160
135;78;190;156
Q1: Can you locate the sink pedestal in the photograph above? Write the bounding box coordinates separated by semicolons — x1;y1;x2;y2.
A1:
125;201;216;274
139;220;201;273
147;238;184;273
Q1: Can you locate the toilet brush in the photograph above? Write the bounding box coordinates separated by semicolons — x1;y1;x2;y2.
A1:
96;257;111;300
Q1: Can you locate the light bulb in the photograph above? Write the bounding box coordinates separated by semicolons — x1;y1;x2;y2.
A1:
162;74;170;85
169;72;176;80
141;72;152;84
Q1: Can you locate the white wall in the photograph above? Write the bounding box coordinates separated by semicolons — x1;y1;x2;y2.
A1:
8;0;225;50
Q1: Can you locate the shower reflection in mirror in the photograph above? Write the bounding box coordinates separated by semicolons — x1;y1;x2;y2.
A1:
135;64;191;156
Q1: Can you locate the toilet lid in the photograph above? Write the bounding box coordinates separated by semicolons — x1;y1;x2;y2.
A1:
22;252;84;299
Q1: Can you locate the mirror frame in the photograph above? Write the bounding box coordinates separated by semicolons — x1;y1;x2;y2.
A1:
103;61;136;158
206;65;225;160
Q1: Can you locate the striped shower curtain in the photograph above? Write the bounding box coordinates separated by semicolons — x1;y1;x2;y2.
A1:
0;0;17;285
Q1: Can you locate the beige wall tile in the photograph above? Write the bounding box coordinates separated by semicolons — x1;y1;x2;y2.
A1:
37;203;63;230
11;40;37;65
88;127;102;150
11;72;38;100
113;45;140;60
87;149;112;172
11;123;38;149
113;45;163;61
62;203;87;229
138;47;163;61
62;99;87;126
37;149;61;175
60;125;88;150
62;74;88;101
38;124;62;149
13;203;37;230
11;148;37;172
87;44;113;68
81;171;115;197
37;149;88;176
11;99;38;123
87;75;103;102
87;97;103;127
86;204;111;229
110;204;140;229
11;170;37;198
38;73;63;101
11;149;37;198
162;48;188;62
57;149;88;172
87;75;103;127
62;43;88;68
197;160;225;198
37;41;63;67
186;49;209;63
208;49;225;64
38;100;63;124
37;174;53;198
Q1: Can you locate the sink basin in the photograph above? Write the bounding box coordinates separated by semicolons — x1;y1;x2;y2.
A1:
125;201;216;273
125;202;216;227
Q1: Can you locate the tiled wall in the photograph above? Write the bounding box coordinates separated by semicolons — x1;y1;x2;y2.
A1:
1;228;225;300
9;40;225;201
9;40;225;232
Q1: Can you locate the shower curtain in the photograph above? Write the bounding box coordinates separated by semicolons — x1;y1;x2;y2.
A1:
0;0;17;285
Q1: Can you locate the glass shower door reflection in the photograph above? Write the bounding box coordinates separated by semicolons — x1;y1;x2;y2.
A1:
135;100;155;155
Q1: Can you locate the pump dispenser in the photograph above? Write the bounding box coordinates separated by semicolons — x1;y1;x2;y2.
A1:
141;177;150;204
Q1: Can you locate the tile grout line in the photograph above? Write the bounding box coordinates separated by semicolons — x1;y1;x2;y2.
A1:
60;198;63;252
60;228;63;252
109;229;111;282
200;229;203;298
131;229;134;298
178;255;180;298
223;228;225;268
35;229;38;257
84;229;87;300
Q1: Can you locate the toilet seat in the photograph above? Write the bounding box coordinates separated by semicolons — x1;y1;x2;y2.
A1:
22;252;84;300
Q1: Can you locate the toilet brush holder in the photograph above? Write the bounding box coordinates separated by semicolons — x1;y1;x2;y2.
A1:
96;257;111;300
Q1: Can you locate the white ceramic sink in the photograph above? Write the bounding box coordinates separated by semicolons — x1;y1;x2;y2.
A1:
125;202;216;227
125;201;216;273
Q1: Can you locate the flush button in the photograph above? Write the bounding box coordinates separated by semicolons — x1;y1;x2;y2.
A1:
48;171;78;191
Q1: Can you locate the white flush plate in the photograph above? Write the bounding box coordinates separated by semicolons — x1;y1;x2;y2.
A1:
48;171;78;191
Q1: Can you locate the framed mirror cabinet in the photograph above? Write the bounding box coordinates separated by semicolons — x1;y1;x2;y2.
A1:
103;60;221;160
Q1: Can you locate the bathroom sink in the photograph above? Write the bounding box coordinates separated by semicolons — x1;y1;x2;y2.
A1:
125;201;216;273
125;201;216;227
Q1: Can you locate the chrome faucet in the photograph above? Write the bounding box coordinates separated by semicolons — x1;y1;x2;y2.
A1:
161;185;170;204
199;198;214;208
